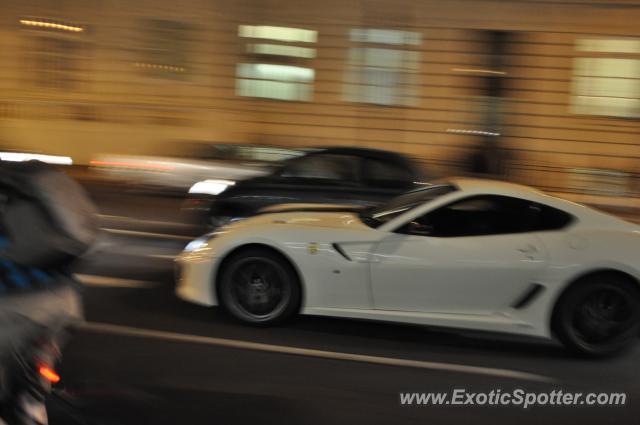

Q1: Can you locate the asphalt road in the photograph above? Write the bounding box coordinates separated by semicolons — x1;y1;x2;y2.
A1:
50;185;640;425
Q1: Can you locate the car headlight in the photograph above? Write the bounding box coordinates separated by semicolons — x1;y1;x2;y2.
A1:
184;233;218;253
188;179;235;196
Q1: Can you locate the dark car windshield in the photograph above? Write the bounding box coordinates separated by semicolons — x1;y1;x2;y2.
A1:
278;153;361;182
198;144;302;163
360;184;457;228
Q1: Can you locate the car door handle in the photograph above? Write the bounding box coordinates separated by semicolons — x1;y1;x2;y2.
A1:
517;245;538;254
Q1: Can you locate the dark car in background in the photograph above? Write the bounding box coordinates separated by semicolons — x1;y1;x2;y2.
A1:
185;147;429;228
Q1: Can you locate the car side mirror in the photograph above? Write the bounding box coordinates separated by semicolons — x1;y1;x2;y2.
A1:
402;221;434;236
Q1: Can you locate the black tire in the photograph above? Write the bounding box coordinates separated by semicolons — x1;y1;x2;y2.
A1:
552;273;640;358
218;247;301;325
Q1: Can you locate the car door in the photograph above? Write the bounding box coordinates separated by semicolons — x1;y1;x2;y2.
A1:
370;195;549;314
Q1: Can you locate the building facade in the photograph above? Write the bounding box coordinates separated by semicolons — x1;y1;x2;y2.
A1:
2;0;640;196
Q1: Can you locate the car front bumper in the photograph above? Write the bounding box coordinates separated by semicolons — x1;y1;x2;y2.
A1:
175;253;219;307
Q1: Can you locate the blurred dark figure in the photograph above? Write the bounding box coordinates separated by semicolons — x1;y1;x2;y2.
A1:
464;31;514;180
467;145;490;175
0;160;96;425
465;142;513;179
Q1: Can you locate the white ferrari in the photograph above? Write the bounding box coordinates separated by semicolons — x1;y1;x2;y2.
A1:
176;178;640;357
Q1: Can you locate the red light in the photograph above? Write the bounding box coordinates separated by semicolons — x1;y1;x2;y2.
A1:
38;366;61;384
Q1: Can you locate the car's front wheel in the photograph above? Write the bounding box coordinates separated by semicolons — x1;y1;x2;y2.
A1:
218;247;301;325
553;273;640;357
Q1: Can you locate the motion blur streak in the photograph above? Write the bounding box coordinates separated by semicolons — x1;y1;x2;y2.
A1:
188;179;235;196
74;274;158;288
20;19;83;32
0;152;72;165
38;366;61;384
89;160;175;171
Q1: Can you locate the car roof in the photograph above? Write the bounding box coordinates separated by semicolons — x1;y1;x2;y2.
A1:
431;177;635;225
313;146;411;162
443;177;546;198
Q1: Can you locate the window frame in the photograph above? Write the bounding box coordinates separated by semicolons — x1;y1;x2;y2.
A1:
343;28;422;107
138;18;191;80
237;25;317;102
24;34;86;91
236;63;315;102
571;38;640;119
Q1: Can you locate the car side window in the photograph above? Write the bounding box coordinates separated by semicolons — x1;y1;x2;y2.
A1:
280;154;360;182
362;158;415;189
398;195;573;238
528;203;574;231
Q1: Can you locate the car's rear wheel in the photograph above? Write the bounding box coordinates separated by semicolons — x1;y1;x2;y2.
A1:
218;247;300;325
553;273;640;357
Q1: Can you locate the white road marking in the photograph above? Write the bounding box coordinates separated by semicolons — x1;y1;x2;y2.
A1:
81;322;557;383
75;274;158;289
101;228;193;241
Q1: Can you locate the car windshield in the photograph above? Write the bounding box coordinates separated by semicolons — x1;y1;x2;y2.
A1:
198;144;302;162
359;184;457;228
278;153;361;182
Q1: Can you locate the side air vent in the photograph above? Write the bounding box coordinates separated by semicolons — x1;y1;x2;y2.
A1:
332;243;351;261
511;283;544;309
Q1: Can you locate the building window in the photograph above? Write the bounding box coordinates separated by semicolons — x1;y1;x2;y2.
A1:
237;64;314;101
237;25;317;101
29;36;81;89
138;19;189;78
239;25;317;43
20;17;86;90
344;28;421;107
572;38;640;118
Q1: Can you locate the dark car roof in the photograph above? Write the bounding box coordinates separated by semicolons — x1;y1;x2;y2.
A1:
311;146;424;177
313;146;412;162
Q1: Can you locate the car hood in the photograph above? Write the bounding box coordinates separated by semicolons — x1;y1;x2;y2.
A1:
230;210;371;231
257;203;365;214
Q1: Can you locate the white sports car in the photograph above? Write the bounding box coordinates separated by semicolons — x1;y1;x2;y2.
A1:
176;178;640;357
